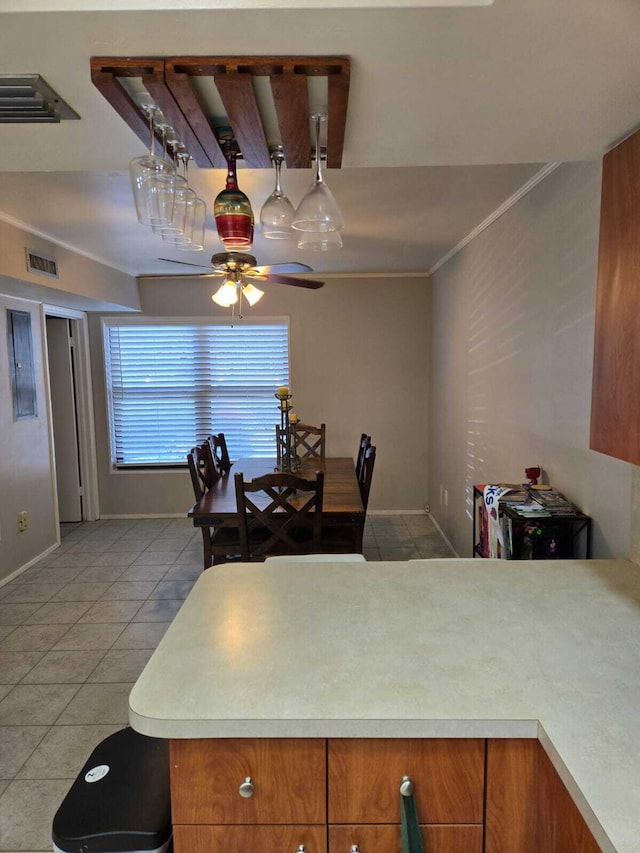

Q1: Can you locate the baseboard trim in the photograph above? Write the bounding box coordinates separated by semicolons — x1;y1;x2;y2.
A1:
427;513;459;556
0;541;60;588
368;509;427;516
99;513;188;519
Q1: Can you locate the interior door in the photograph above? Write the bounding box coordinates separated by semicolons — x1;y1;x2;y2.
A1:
46;316;82;522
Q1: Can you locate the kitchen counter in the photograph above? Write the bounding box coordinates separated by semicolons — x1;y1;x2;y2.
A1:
129;558;640;853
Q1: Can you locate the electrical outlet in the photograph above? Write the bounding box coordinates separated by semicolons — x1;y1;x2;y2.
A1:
444;489;449;507
18;511;28;532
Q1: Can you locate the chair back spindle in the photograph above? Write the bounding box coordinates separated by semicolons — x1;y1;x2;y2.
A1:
359;444;376;512
292;423;326;460
356;433;371;481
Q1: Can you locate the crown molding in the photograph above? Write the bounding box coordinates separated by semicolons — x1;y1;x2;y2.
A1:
428;162;561;276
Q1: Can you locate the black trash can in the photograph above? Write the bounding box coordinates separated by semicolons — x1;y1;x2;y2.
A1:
52;727;172;853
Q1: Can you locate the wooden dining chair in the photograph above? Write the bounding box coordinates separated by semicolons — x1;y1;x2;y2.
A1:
275;425;288;468
234;471;325;561
265;554;366;562
322;445;376;555
187;441;220;499
187;445;240;570
355;433;371;480
359;444;377;512
292;422;326;460
207;432;232;477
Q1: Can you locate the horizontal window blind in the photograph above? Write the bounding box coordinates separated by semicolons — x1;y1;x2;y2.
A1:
104;321;289;466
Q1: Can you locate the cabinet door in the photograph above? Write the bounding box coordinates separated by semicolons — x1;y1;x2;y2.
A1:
485;739;602;853
170;738;326;824
328;739;484;824
329;824;482;853
590;124;640;464
537;746;602;853
175;824;327;853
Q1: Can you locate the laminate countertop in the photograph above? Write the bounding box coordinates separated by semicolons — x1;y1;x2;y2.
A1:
129;558;640;853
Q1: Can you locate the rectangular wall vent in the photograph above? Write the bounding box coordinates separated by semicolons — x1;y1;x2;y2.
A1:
25;248;59;279
0;75;80;123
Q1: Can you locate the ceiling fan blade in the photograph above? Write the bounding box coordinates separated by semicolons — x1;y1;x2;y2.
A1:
254;272;325;289
157;257;214;269
138;271;226;280
252;263;313;274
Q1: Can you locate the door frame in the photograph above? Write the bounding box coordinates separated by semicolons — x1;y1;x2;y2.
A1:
42;304;99;522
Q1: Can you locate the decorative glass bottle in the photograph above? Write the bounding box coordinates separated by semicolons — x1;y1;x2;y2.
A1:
214;150;254;251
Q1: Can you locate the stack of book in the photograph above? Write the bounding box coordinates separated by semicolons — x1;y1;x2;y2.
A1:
530;490;578;515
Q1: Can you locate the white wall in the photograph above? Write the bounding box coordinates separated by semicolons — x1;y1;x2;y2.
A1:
428;161;632;558
0;294;57;581
89;274;431;516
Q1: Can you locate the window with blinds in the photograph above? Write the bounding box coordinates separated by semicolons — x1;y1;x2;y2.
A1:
103;319;289;467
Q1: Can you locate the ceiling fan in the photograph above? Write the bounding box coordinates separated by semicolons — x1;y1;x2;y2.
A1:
151;251;325;318
156;252;324;289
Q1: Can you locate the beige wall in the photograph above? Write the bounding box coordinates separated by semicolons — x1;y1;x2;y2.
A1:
0;217;140;311
90;274;430;516
428;160;633;558
0;293;57;581
0;217;139;580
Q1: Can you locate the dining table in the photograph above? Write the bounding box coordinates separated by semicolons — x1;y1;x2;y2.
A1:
188;456;365;551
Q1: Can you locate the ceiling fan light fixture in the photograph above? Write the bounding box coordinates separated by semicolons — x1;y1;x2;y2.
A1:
242;282;265;306
212;280;239;307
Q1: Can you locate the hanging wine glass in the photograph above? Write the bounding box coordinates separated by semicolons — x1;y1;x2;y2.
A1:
160;151;196;238
296;229;343;252
292;114;344;236
214;145;254;251
260;148;295;239
151;133;185;235
176;196;207;251
129;106;176;227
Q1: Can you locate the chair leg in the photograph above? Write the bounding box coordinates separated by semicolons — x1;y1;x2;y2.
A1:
202;528;213;570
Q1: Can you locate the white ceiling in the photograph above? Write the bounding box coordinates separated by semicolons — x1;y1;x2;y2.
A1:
0;0;639;279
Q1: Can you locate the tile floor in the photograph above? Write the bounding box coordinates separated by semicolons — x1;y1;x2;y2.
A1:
0;513;452;852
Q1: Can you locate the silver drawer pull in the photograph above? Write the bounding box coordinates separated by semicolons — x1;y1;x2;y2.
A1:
238;776;254;798
400;775;414;797
296;846;306;853
350;846;360;853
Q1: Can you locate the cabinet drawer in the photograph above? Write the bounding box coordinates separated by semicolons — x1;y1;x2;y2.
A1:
328;738;484;824
175;824;327;853
170;738;326;824
329;824;483;853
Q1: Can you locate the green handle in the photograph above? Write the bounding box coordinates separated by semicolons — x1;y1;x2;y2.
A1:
400;778;425;853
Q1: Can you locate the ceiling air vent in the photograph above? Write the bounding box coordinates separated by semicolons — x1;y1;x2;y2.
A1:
0;74;80;123
25;249;59;279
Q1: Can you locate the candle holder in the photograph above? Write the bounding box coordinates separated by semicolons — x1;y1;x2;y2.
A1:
275;391;300;472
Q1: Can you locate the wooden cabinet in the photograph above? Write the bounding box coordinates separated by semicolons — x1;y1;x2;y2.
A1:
590;124;640;464
174;825;327;853
485;739;601;853
170;738;326;825
329;824;483;853
328;738;484;824
171;737;601;853
327;739;484;853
